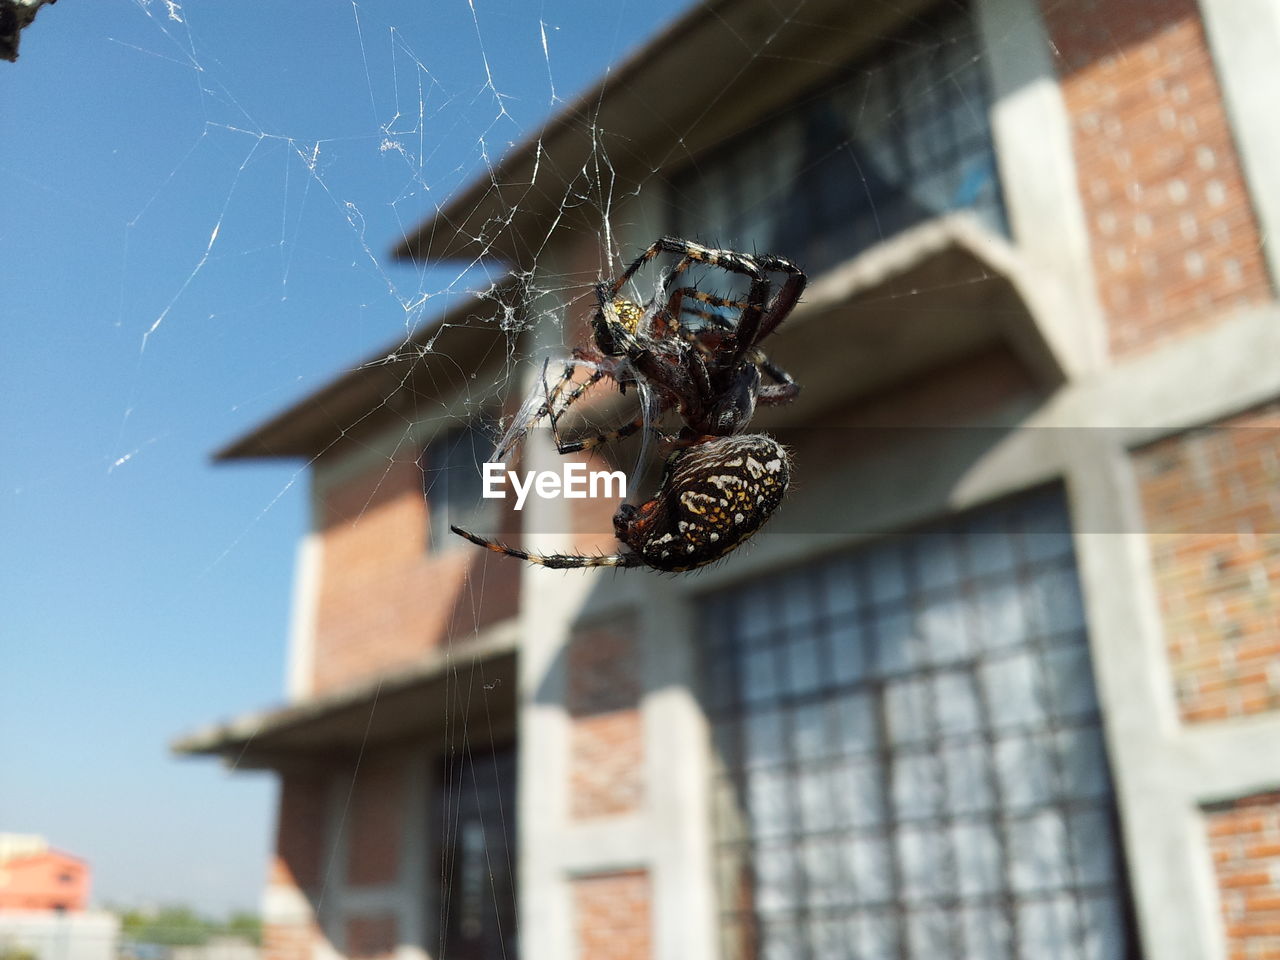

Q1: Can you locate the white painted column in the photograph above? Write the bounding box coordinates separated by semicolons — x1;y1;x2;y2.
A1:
1065;434;1225;960
286;528;322;702
517;249;588;960
1199;0;1280;291
975;0;1108;374
640;586;718;960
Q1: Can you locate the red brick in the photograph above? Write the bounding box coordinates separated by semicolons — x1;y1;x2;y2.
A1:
567;620;645;819
346;915;397;960
1206;794;1280;958
312;441;520;695
275;774;327;889
1040;0;1271;357
347;762;405;886
263;922;316;960
573;870;652;960
1134;406;1280;724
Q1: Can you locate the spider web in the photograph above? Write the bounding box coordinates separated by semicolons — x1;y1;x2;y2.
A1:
0;0;1040;942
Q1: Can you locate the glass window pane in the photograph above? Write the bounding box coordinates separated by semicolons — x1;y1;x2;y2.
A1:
872;607;916;677
828;619;868;685
1009;811;1072;894
1016;894;1079;960
836;690;879;755
784;631;824;695
996;731;1055;809
1055;725;1111;800
953;821;1003;896
831;758;886;829
933;671;982;735
893;750;944;820
897;825;950;902
850;911;899;960
942;739;993;814
743;646;781;703
1044;644;1100;720
743;708;786;768
845;835;894;905
961;906;1012;960
886;676;932;746
702;486;1131;956
919;588;971;664
982;651;1047;728
748;768;793;838
975;578;1027;651
906;907;954;958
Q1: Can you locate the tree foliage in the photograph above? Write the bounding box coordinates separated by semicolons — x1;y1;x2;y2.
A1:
116;907;262;947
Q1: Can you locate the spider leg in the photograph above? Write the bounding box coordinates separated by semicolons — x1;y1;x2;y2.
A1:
550;414;650;455
538;349;669;456
493;358;607;463
751;253;808;343
607;237;778;377
661;288;798;406
606;237;765;301
725;274;775;369
665;287;745;330
450;525;644;569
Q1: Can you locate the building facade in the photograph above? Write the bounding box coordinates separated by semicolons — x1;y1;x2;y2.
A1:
178;1;1280;959
0;835;90;913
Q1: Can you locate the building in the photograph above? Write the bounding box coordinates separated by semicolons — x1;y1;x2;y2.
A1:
0;836;90;913
0;836;114;960
175;0;1280;958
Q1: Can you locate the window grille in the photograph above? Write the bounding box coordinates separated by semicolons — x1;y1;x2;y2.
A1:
671;3;1006;276
702;489;1138;960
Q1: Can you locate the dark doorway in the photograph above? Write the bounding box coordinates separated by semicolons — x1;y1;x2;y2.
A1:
438;743;518;960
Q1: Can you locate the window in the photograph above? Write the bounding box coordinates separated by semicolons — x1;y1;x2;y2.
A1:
437;744;517;960
671;3;1005;276
422;415;497;550
703;489;1138;960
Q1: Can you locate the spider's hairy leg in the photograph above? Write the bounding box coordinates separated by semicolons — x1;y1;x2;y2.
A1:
747;348;801;403
549;415;648;455
664;287;747;336
666;290;799;401
450;525;644;569
605;237;765;302
752;253;808;343
725;275;775;368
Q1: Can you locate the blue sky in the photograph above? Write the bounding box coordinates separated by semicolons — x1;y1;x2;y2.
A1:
0;0;690;912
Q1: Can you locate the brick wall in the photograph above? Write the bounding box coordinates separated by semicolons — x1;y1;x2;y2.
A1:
1134;402;1280;723
312;450;519;695
567;622;644;819
344;915;398;960
262;921;316;960
1041;0;1270;356
346;761;405;887
265;776;326;960
572;870;652;960
274;773;328;890
1205;792;1280;960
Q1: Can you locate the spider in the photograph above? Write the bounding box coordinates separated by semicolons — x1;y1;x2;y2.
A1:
491;236;807;462
452;237;806;572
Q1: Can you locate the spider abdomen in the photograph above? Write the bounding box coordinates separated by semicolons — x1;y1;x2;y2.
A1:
622;434;790;572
